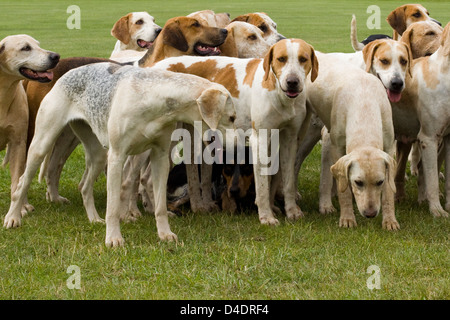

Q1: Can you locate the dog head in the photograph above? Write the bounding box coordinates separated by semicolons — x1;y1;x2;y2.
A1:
197;84;236;142
263;38;319;99
222;146;254;200
162;16;228;56
111;12;162;50
221;21;271;58
187;10;231;28
331;147;396;219
400;20;443;58
363;39;412;103
387;4;441;36
232;12;286;45
0;34;59;82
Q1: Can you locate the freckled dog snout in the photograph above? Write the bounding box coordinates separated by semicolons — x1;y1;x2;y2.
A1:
49;52;60;62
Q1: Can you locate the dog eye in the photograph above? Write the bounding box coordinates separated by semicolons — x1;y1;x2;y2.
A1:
277;56;287;63
248;34;257;41
380;59;389;65
376;180;384;186
426;31;436;36
192;21;201;27
355;180;364;187
21;45;31;51
135;19;144;25
412;12;421;18
299;56;307;63
259;24;268;32
400;58;407;66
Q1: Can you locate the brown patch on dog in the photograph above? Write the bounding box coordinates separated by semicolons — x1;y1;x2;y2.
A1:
387;4;431;36
111;13;133;44
400;21;443;59
232;13;274;40
243;58;260;87
167;60;240;98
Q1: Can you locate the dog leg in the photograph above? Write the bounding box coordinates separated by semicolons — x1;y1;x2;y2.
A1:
394;141;412;202
338;187;357;228
150;144;177;242
251;129;279;225
200;163;220;211
70;121;106;223
44;126;79;204
319;129;336;214
418;134;449;217
444;136;450;212
140;158;155;213
381;175;400;230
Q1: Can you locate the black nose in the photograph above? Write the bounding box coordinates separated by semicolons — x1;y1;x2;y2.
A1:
390;78;403;92
229;186;240;197
220;29;228;36
49;52;60;62
287;77;299;89
155;28;162;35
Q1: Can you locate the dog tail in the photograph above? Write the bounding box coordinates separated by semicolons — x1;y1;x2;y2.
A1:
351;14;365;52
2;146;10;168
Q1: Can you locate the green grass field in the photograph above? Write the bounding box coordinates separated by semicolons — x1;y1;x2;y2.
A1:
0;0;449;300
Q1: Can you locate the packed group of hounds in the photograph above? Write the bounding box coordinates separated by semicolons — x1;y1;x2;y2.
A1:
0;4;448;246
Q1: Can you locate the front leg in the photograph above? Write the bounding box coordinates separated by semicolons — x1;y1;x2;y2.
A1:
279;127;304;221
418;133;449;217
394;140;412;202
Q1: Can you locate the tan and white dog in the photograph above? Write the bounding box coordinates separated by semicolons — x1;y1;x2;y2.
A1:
187;10;231;28
3;62;236;248
110;12;162;61
390;22;450;217
151;38;318;225
232;12;286;45
0;35;59;213
306;53;398;229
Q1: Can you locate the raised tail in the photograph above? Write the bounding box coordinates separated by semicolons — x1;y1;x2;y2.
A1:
351;14;365;51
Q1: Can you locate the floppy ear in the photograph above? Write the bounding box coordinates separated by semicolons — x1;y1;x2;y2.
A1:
262;45;274;82
220;24;238;57
231;14;250;23
387;6;407;35
309;45;319;82
362;40;381;73
111;14;131;44
381;152;397;193
330;154;353;193
163;20;189;52
402;42;413;78
197;88;229;130
441;22;450;57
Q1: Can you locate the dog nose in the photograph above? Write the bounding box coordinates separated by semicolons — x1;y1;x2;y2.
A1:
287;77;299;89
49;52;60;62
155;27;162;35
220;29;228;36
390;78;403;92
363;209;378;218
229;186;240;197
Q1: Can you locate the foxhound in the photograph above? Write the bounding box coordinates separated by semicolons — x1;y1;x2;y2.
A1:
232;12;286;45
390;22;450;218
0;34;59;214
3;62;236;248
151;38;319;225
306;53;398;229
187;10;231;28
110;12;162;61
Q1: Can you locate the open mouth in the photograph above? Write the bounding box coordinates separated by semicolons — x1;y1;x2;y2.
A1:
19;67;53;83
283;89;300;99
386;89;402;103
137;39;154;49
194;43;221;56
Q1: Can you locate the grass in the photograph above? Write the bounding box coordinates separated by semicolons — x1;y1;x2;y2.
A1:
0;0;449;300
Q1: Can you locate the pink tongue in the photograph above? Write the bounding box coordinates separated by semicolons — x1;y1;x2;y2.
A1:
387;89;401;103
37;71;53;81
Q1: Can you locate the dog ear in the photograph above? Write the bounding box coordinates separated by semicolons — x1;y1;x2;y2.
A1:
309;44;319;82
163;20;189;52
262;45;274;82
231;14;250;23
330;154;353;193
197;87;230;130
441;22;450;56
403;42;413;78
0;44;5;55
362;40;381;73
111;13;132;44
387;6;407;36
383;153;397;194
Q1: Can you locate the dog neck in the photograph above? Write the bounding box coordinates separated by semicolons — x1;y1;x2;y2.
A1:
0;73;23;113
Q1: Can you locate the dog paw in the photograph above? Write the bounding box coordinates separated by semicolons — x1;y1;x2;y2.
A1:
339;217;357;228
4;214;22;229
259;216;280;226
21;203;35;217
382;219;400;231
286;206;304;221
430;206;449;218
158;231;178;242
203;201;220;212
105;236;125;248
46;192;70;204
90;217;105;224
319;204;336;214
